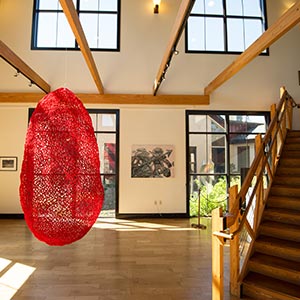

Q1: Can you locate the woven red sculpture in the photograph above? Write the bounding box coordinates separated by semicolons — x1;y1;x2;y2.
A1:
20;88;103;246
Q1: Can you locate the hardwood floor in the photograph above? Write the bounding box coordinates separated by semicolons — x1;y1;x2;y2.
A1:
0;217;236;300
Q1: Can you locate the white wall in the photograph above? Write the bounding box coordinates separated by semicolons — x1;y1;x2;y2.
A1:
0;107;28;213
0;0;299;214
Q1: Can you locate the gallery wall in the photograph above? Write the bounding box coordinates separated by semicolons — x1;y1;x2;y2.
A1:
0;0;299;214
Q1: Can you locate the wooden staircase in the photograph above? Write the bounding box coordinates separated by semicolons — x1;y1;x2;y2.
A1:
241;130;300;299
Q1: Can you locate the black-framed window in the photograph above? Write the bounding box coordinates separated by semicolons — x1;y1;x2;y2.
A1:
32;0;120;51
88;109;119;217
186;111;270;217
186;0;267;54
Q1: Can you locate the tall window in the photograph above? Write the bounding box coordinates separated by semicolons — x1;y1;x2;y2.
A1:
89;110;119;217
32;0;120;51
186;111;269;217
186;0;267;54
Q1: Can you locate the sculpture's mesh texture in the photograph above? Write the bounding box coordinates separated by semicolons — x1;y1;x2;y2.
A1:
20;88;103;246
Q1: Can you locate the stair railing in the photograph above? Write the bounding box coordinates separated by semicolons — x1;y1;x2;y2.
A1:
211;87;298;300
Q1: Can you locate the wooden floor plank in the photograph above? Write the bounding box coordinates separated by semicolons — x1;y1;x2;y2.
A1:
0;218;237;300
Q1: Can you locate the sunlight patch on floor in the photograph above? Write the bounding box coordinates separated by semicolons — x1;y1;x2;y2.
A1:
0;259;36;300
93;218;197;231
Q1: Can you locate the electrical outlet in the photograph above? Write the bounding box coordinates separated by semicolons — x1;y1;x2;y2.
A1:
154;200;157;205
159;200;162;205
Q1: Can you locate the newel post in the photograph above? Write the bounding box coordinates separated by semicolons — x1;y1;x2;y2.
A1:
229;185;240;297
212;207;225;300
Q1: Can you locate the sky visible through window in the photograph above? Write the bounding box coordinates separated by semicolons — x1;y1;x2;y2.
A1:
187;0;266;53
33;0;119;50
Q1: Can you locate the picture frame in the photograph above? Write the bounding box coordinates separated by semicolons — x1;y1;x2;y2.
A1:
0;156;18;171
131;144;175;178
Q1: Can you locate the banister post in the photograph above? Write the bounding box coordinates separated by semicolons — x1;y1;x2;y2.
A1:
287;96;293;130
229;185;240;297
280;87;287;139
270;104;277;175
212;207;225;300
255;134;264;229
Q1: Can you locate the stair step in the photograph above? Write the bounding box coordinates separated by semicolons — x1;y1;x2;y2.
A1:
268;196;300;211
255;236;300;262
286;130;300;137
273;175;300;186
279;158;300;167
270;185;300;197
276;167;300;176
263;208;300;226
242;272;300;299
248;253;300;286
281;151;300;158
283;144;300;151
260;221;300;242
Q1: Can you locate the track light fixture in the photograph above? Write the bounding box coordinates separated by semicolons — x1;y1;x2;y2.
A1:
153;0;161;14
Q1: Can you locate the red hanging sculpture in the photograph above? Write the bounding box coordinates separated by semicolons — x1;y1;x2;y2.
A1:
20;88;104;246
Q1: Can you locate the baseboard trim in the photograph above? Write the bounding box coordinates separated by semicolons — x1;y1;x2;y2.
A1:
115;213;189;219
0;214;24;219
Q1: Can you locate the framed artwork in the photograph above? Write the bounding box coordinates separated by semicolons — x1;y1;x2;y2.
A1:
131;145;175;178
0;157;18;171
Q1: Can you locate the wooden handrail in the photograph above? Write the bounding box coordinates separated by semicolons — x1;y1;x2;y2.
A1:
212;87;298;300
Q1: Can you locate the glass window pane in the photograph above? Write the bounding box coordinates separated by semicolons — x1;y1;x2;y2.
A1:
189;175;227;217
244;19;263;48
191;0;204;14
189;115;207;132
58;0;77;10
57;13;75;47
208;115;226;132
100;0;118;11
205;17;224;51
205;0;223;15
38;0;59;10
98;14;117;49
37;13;58;47
229;134;255;174
243;0;263;17
226;0;243;15
90;114;97;130
97;134;116;173
229;115;266;133
189;115;226;132
227;18;244;52
189;134;226;174
187;17;205;51
80;0;99;11
97;114;116;131
100;175;116;215
80;13;98;48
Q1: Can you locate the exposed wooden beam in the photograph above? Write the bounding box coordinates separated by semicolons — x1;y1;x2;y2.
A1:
0;40;50;94
59;0;104;94
0;93;209;106
153;0;195;96
204;1;300;96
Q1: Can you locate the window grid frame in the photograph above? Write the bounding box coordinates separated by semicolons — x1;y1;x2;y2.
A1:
185;0;268;55
31;0;121;52
185;110;270;216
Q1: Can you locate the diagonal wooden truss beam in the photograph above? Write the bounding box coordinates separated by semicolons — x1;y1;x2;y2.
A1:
0;92;209;106
204;1;300;96
0;40;51;93
59;0;104;94
153;0;195;96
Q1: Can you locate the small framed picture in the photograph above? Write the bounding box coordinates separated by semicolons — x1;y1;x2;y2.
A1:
0;157;18;171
